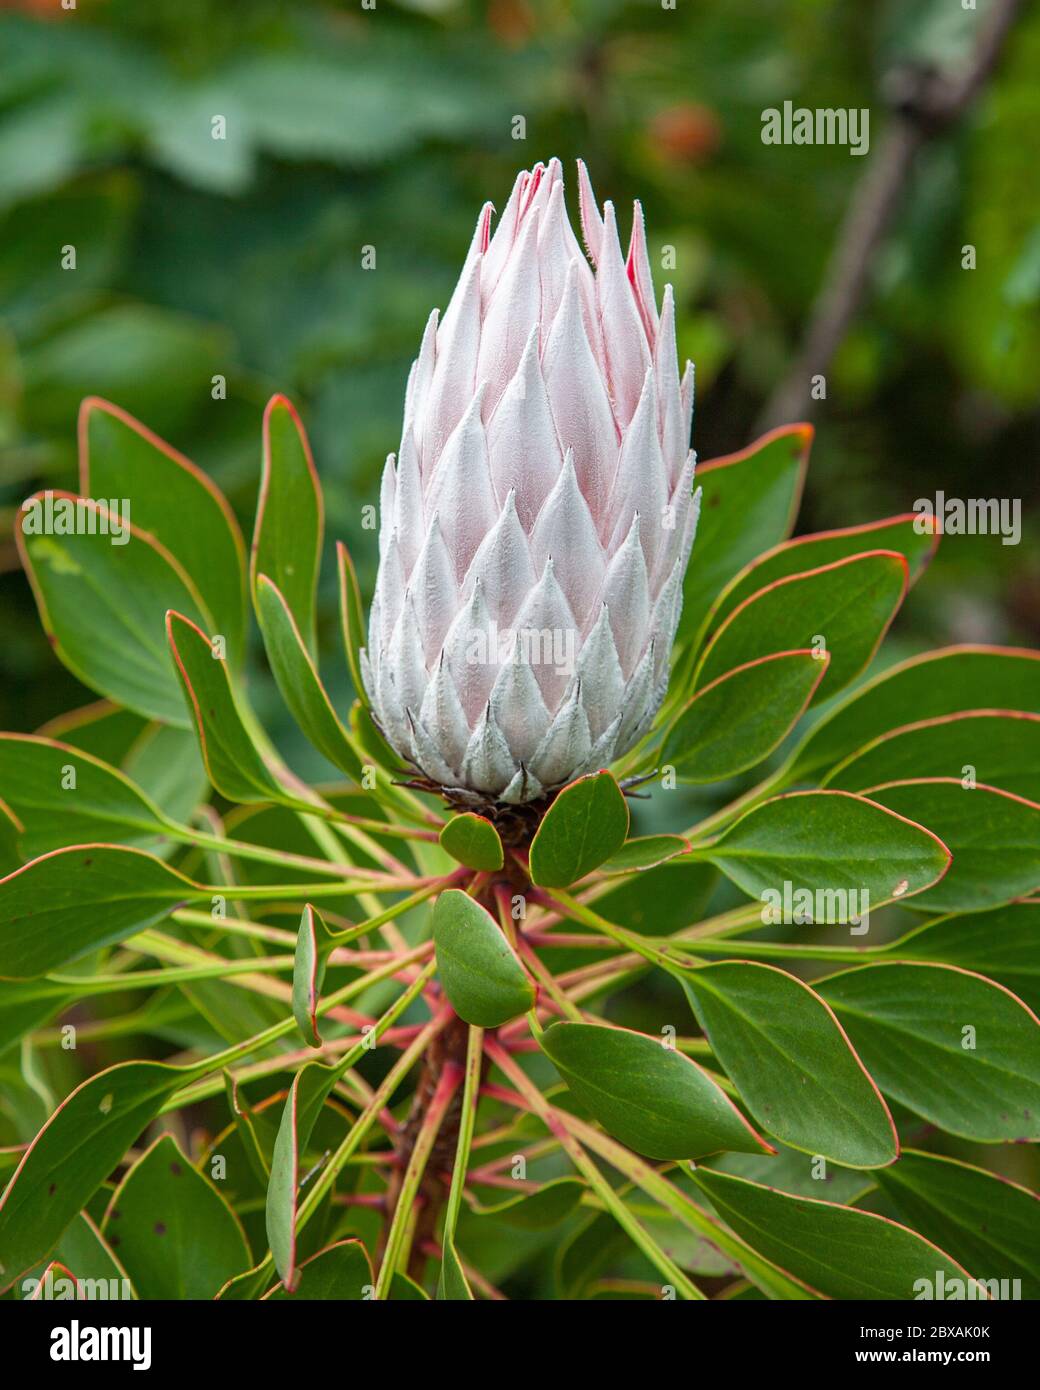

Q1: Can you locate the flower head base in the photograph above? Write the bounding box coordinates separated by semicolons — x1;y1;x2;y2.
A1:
362;158;699;805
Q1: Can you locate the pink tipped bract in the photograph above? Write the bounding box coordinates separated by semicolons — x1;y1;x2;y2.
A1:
362;158;699;804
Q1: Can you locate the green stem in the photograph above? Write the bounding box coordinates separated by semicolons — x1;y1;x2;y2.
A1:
440;1025;484;1249
167;826;392;881
376;1062;461;1298
682;767;787;841
486;1040;705;1301
559;1110;816;1300
164;944;435;1106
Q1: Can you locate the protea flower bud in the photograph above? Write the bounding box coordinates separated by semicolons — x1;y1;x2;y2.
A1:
362;158;698;806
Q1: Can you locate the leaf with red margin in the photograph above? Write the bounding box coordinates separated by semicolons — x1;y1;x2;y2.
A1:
0;843;204;979
266;1060;339;1292
865;778;1040;912
824;709;1040;802
0;1058;201;1286
685;789;952;912
781;645;1040;783
661;649;828;783
36;700;147;763
263;1238;373;1299
816;961;1040;1142
166;609;301;806
676;961;898;1168
0;732;178;858
254;574;362;781
676;424;811;648
292;904;339;1048
601;834;690;873
874;1150;1040;1297
438;812;504;871
433;889;535;1027
24;1260;78;1300
100;1133;250;1299
80;397;248;666
690;1167;980;1300
884;901;1040;1013
699;511;939;645
337;540;367;701
18;492;212;727
529;771;630;888
252;395;323;656
694;550;909;704
541;1020;774;1161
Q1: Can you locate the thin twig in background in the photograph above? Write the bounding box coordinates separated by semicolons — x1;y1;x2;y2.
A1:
758;0;1024;434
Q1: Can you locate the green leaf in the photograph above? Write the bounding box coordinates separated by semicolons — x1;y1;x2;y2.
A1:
21;1211;135;1301
266;1061;336;1292
688;790;951;912
264;1239;373;1300
0;1059;191;1284
677;424;811;646
437;1237;474;1300
292;904;337;1048
433;889;534;1028
864;779;1040;913
888;902;1040;1012
694;551;908;703
215;1260;277;1301
601;835;690;874
469;1178;585;1228
783;645;1040;783
703;512;938;640
540;1021;773;1161
223;1072;269;1185
255;574;362;781
0;733;176;858
439;813;504;872
336;540;367;701
816;962;1040;1142
80;398;247;666
100;1133;249;1299
823;711;1040;802
0;844;202;979
19;491;212;726
706;1141;874;1206
167;609;293;805
691;1168;975;1300
677;962;897;1168
252;395;323;655
389;1271;430;1301
875;1151;1040;1299
662;650;827;783
122;722;208;827
529;771;630;888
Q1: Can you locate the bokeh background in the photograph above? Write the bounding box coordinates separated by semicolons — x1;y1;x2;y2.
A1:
2;0;1038;746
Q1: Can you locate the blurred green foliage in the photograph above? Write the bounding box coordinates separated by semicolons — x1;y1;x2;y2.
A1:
1;0;1038;741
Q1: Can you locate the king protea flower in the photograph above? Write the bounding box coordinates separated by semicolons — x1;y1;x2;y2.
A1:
362;158;698;806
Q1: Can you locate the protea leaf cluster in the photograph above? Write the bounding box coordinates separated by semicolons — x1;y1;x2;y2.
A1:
362;158;698;805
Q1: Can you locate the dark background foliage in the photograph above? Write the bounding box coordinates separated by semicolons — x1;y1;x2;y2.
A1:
1;0;1037;746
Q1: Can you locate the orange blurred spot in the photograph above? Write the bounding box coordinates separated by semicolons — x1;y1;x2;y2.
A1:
650;104;723;166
